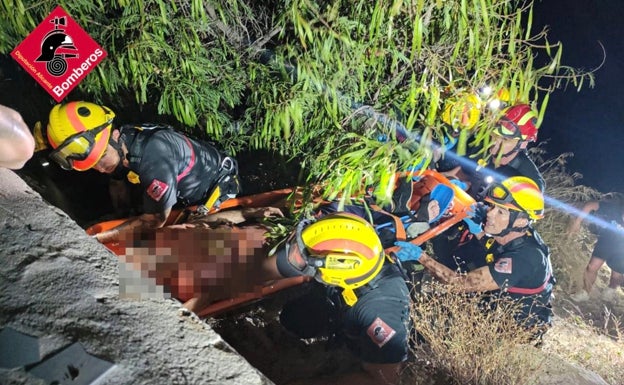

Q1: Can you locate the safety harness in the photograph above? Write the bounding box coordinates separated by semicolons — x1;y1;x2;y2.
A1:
197;156;240;214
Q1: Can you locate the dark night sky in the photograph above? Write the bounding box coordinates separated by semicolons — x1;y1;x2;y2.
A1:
532;0;624;193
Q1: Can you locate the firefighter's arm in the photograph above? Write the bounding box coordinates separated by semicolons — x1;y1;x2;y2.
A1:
418;253;500;292
566;201;599;235
93;208;170;244
203;207;283;225
0;105;35;170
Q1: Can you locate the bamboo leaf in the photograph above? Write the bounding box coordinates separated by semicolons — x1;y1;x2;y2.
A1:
480;0;490;30
525;5;533;40
537;92;549;128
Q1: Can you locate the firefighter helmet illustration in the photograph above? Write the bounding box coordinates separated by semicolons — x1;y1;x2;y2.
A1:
35;16;78;77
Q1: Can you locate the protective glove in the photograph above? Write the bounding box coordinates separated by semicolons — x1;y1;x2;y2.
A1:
394;241;423;262
463;203;485;234
467;202;488;220
440;135;458;152
463;217;482;235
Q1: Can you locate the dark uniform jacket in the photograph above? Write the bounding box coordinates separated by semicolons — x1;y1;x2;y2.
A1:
590;197;624;273
487;229;554;326
119;125;226;214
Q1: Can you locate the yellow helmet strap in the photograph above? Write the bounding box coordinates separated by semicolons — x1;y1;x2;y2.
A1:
341;288;358;306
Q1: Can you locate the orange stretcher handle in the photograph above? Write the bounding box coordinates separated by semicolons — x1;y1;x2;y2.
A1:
385;169;476;254
194;276;311;318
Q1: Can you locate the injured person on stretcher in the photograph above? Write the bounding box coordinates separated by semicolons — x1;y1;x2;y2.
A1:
91;170;475;317
118;205;288;313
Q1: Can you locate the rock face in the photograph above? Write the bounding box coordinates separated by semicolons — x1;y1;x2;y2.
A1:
509;345;611;385
0;168;271;385
528;358;610;385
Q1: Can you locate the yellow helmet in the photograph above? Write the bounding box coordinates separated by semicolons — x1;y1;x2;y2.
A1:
477;85;511;111
486;88;511;111
485;176;544;220
441;92;481;131
297;212;385;305
47;101;115;171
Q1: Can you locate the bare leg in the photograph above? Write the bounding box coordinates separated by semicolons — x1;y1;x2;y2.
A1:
583;256;606;294
608;270;624;289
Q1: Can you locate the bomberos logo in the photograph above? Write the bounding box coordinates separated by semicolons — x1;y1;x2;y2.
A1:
11;6;107;102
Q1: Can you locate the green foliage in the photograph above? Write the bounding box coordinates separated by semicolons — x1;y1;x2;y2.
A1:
1;0;594;203
1;0;253;135
240;0;594;203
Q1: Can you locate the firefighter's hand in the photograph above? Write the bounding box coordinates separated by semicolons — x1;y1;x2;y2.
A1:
394;241;423;262
463;217;482;235
464;204;485;234
467;203;487;222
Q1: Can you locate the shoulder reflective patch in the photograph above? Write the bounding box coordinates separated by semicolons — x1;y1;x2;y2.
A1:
366;317;396;348
146;179;169;202
494;257;513;274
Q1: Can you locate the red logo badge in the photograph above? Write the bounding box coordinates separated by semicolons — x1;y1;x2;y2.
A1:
366;317;396;348
494;257;513;274
147;179;169;202
10;6;107;102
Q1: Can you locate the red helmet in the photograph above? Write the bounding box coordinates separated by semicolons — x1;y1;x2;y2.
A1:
495;104;538;142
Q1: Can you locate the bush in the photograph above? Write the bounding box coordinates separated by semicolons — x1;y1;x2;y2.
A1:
0;0;593;204
407;282;544;385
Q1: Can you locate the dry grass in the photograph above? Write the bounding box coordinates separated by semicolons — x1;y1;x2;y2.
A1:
405;284;545;385
525;152;624;384
534;150;602;292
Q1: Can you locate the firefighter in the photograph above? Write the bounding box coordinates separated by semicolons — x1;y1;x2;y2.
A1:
45;101;240;243
265;212;411;385
441;103;545;199
396;176;554;332
433;104;545;269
